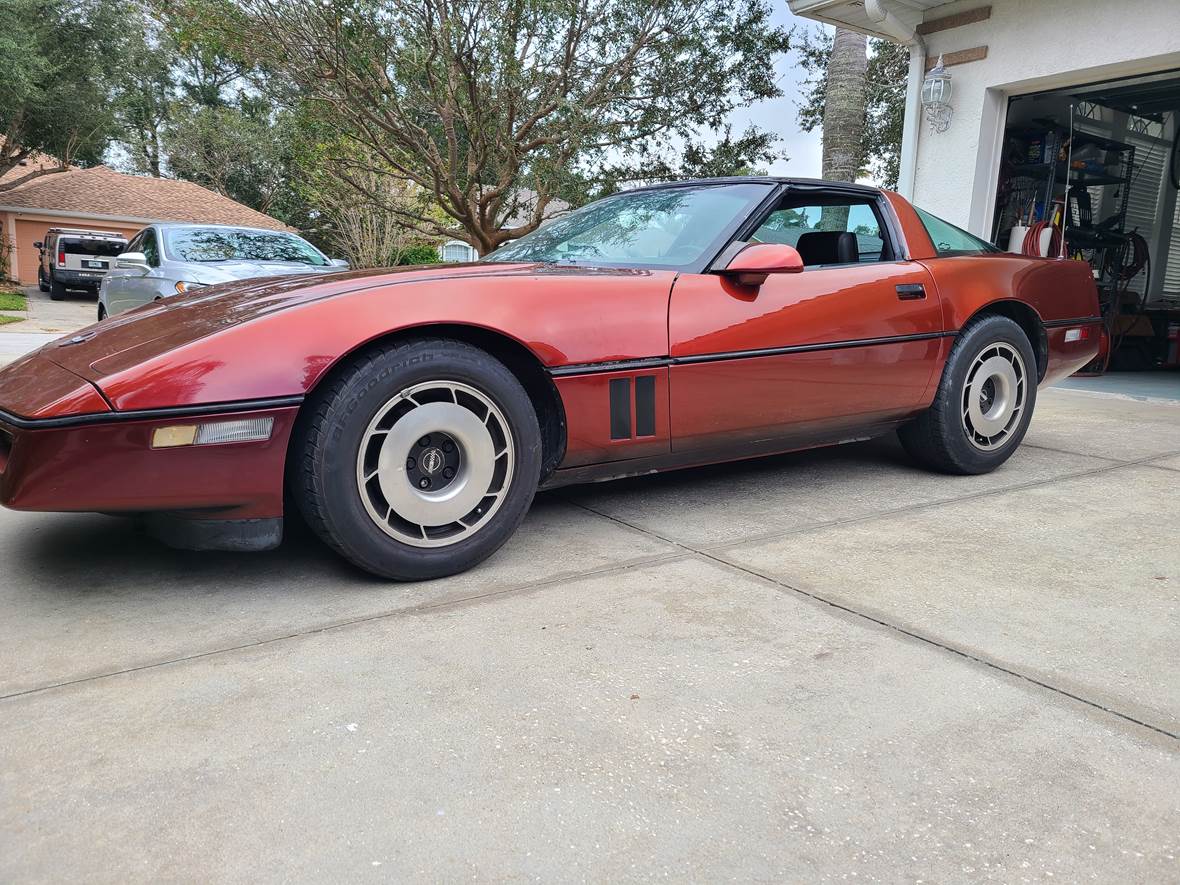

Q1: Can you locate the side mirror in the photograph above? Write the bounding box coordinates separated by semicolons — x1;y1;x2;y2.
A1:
329;258;350;269
116;251;149;271
32;241;43;250
718;243;804;288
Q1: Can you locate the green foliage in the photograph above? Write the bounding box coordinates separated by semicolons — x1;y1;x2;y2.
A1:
795;30;909;188
0;290;27;311
163;95;298;214
106;5;315;232
190;0;792;251
397;245;440;266
594;126;781;194
0;0;134;186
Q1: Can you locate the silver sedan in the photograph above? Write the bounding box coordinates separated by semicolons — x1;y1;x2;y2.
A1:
98;223;349;319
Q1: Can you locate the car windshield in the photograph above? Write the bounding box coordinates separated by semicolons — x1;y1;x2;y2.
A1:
483;183;773;269
164;228;328;266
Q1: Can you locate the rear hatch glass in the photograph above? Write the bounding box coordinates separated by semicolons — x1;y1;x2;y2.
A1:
61;239;125;257
59;238;126;273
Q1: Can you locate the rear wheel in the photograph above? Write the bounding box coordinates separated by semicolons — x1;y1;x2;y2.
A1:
97;304;107;322
292;338;542;579
49;276;66;301
899;314;1037;474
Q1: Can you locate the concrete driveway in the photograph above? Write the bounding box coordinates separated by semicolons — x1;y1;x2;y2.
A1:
1;387;1178;881
0;284;98;367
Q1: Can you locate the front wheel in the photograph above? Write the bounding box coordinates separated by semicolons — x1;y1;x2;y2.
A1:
899;315;1037;474
291;339;542;580
38;268;49;292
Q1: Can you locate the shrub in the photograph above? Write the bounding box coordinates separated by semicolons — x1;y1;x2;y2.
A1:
397;244;440;265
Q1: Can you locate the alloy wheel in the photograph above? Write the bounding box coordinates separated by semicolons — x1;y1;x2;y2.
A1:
355;380;515;547
961;342;1027;451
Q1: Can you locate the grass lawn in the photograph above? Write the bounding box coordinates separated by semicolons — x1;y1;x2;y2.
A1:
0;290;28;312
0;314;24;326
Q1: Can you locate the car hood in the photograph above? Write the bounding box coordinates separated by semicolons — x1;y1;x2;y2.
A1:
182;261;341;283
39;262;532;382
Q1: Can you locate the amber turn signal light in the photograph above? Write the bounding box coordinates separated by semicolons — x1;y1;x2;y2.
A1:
151;417;273;449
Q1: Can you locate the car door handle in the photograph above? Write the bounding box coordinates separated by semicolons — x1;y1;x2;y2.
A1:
896;284;926;300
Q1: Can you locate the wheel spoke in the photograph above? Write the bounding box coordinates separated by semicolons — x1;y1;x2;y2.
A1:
356;379;516;549
960;342;1027;452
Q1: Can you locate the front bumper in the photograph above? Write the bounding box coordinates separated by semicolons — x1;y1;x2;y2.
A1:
0;402;300;524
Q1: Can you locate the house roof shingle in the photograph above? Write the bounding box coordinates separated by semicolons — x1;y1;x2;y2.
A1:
0;164;289;231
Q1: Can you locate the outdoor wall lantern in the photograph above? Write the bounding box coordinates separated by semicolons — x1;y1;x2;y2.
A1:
922;56;953;133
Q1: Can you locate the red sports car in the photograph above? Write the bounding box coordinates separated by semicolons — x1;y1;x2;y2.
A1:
0;178;1100;579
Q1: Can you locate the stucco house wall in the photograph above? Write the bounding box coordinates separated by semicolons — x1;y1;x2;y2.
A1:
911;0;1180;234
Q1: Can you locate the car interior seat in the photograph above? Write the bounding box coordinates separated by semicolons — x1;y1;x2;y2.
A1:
795;231;860;266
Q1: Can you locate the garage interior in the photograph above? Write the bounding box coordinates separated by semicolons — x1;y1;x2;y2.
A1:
992;68;1180;392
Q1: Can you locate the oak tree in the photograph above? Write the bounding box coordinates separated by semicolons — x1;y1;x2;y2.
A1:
195;0;792;253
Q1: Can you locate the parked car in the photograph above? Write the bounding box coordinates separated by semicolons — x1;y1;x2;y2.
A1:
35;229;129;301
98;223;349;319
0;177;1101;581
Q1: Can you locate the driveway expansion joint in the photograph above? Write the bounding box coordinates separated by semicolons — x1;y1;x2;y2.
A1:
699;449;1180;554
1020;441;1125;462
0;548;689;703
564;496;1180;744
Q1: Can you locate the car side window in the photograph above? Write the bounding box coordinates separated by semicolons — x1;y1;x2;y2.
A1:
141;230;160;267
749;198;889;267
913;206;999;256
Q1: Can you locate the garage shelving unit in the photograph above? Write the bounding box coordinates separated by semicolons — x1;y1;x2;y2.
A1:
993;123;1137;309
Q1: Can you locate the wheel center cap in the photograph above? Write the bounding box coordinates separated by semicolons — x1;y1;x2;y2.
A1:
420;447;445;475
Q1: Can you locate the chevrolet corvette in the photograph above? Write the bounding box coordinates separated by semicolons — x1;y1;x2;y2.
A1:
0;178;1101;579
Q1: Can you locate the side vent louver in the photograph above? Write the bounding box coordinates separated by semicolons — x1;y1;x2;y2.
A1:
609;375;657;441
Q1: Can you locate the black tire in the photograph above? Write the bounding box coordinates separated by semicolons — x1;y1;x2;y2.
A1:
38;268;49;292
97;304;107;322
49;276;66;301
291;338;542;580
899;314;1038;475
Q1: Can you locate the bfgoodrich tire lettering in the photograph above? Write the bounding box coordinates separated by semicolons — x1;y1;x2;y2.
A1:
291;338;542;580
899;314;1038;475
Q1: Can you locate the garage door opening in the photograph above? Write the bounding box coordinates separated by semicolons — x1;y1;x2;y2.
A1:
991;69;1180;388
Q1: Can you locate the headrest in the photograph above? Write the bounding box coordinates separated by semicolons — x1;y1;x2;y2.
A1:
795;231;860;266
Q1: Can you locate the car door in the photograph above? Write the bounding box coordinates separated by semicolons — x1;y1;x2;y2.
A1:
120;228;165;311
668;189;945;454
105;230;144;314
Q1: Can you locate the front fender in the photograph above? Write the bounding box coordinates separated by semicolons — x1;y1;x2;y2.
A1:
91;268;676;412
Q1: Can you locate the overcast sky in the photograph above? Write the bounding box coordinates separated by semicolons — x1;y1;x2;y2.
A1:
729;5;829;177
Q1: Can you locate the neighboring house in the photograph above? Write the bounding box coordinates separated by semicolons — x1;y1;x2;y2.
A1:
0;164;290;285
440;239;479;262
790;0;1180;364
0;144;73;191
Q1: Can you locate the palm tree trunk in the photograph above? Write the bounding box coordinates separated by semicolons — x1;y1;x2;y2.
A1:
821;28;867;183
